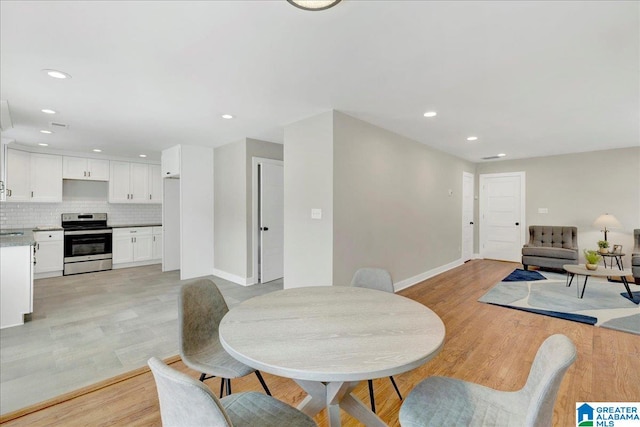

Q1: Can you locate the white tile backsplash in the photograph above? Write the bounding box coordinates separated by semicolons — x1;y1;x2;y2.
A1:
0;201;161;229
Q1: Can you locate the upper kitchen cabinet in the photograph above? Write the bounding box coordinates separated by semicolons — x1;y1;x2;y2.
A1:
161;145;180;177
62;156;109;181
148;164;162;204
6;149;62;202
109;161;149;203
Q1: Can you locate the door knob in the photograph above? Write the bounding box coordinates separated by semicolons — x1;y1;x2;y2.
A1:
260;227;269;231
470;222;474;225
515;222;520;226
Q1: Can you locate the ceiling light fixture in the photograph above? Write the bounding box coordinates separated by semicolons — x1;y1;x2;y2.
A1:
40;130;53;134
38;143;49;147
423;111;437;118
497;153;506;157
139;154;147;158
287;0;341;11
41;109;57;114
221;114;234;119
93;149;102;153
466;136;478;141
42;69;72;79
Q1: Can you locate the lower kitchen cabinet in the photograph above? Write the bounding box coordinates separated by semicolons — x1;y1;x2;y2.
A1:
152;226;162;260
0;245;33;329
34;230;63;278
112;227;158;268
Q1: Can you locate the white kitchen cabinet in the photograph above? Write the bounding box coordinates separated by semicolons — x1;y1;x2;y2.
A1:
63;156;109;181
6;149;62;202
0;245;33;329
112;227;154;267
33;230;63;277
0;141;7;201
152;226;162;260
109;161;158;204
161;145;180;177
148;164;162;204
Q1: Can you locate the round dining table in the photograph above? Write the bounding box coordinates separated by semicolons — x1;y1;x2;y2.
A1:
219;286;445;427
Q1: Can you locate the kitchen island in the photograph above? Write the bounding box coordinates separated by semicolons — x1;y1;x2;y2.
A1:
0;229;35;329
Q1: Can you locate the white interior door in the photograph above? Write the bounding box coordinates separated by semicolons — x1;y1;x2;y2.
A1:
462;172;474;262
479;172;525;262
259;162;284;283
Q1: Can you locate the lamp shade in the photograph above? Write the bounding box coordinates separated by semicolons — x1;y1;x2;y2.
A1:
593;213;622;229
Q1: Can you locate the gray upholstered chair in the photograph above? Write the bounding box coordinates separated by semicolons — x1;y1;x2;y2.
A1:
148;357;316;427
399;334;577;427
179;279;270;397
522;226;579;270
632;229;640;285
351;267;403;413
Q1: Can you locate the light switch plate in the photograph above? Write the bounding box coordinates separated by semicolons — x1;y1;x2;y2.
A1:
311;208;322;220
538;208;549;214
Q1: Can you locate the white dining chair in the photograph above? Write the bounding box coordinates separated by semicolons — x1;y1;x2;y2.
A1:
179;278;271;397
351;267;403;413
399;334;577;426
148;357;316;427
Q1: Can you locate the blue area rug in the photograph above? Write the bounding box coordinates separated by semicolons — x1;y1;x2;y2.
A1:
502;269;546;282
479;269;640;335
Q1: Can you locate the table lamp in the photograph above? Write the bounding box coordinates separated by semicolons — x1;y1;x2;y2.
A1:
593;213;622;241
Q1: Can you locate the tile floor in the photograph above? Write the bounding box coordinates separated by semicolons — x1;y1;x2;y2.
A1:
0;265;282;415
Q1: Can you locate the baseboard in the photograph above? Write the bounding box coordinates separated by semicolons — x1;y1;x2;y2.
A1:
212;268;253;286
112;260;160;270
34;270;63;279
394;258;465;292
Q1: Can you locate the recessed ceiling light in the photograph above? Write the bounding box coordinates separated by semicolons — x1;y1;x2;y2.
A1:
139;154;147;158
41;109;57;114
497;153;506;157
221;114;234;119
93;149;102;153
38;143;49;147
40;130;53;134
466;136;478;141
43;69;71;79
423;111;437;118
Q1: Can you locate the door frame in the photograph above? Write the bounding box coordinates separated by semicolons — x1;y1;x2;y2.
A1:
479;171;526;261
461;171;475;262
251;157;284;285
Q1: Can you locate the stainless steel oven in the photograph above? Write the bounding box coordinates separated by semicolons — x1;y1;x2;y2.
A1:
62;213;113;275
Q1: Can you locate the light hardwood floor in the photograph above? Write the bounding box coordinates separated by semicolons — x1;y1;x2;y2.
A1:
1;259;638;426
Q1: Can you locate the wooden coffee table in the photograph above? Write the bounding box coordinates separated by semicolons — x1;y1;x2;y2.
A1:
563;264;634;299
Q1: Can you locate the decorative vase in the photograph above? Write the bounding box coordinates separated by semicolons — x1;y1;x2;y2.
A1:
586;263;598;271
599;248;609;254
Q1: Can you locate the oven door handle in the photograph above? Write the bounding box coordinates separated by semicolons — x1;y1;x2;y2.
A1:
64;229;113;236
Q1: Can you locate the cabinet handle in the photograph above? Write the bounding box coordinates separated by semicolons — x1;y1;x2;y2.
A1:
153;236;155;242
149;194;152;200
31;191;34;198
7;189;11;196
88;171;91;177
84;171;87;177
37;243;40;250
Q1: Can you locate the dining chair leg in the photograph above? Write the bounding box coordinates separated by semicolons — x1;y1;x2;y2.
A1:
254;370;272;396
226;378;232;396
367;379;376;413
389;376;403;400
219;379;225;398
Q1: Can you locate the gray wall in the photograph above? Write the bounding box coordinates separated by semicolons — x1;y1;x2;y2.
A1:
476;147;640;265
333;111;476;285
213;138;283;281
283;111;334;288
214;140;247;278
283;110;476;288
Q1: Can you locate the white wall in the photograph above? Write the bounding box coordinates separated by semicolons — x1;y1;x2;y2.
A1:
283;111;334;288
333;111;476;285
476;147;640;265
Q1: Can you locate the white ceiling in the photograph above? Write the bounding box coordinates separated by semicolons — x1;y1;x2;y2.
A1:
1;1;638;162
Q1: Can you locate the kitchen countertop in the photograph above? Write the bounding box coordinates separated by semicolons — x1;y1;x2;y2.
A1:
109;224;162;228
0;229;35;248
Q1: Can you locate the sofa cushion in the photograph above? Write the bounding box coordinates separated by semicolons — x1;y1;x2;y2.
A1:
529;226;577;249
522;246;579;260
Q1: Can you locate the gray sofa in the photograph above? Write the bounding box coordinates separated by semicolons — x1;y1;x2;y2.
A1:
522;226;579;270
633;229;639;284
